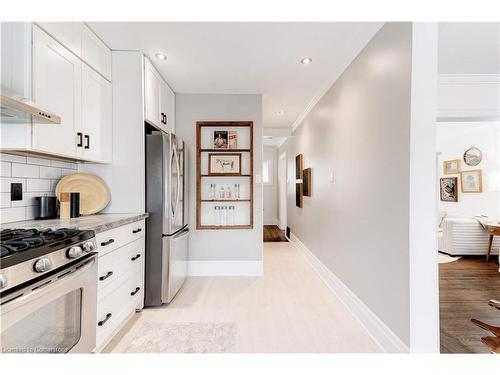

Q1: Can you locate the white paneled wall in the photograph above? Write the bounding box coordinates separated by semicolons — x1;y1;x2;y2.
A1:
0;153;77;223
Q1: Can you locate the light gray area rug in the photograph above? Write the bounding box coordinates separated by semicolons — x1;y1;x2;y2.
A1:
124;322;237;353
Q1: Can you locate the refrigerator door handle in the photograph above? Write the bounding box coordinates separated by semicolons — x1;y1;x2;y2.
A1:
173;144;181;221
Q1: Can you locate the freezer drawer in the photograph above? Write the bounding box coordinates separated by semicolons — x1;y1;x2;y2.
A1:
162;227;189;304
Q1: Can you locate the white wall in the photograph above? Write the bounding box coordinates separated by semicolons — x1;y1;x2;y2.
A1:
437;122;500;219
279;23;413;346
263;146;278;225
175;94;263;272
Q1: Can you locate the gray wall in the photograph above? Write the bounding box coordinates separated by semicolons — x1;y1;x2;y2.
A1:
176;94;263;261
280;23;412;345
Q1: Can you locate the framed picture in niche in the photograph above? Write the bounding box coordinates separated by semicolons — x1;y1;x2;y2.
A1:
228;131;238;149
440;177;458;202
443;159;460;175
303;168;312;196
208;153;242;175
461;170;482;193
213;130;228;149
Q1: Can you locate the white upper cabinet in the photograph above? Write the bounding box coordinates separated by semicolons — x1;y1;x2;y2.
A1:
31;25;82;158
144;57;175;134
81;64;112;163
81;25;112;81
35;22;84;57
144;58;162;128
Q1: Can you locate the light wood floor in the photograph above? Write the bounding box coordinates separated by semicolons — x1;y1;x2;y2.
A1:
103;242;380;353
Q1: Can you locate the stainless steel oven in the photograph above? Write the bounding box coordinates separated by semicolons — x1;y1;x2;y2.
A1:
1;253;97;353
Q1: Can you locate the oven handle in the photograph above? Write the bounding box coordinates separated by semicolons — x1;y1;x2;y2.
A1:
0;253;97;308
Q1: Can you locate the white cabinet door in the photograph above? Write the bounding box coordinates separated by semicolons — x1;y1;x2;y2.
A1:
144;58;162;128
31;26;81;158
81;64;112;163
81;25;112;81
35;22;83;57
160;80;175;134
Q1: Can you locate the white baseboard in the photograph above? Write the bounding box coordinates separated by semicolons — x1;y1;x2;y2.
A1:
290;233;409;353
264;218;279;225
187;261;263;276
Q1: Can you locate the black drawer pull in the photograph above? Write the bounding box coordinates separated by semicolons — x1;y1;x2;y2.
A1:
101;239;115;246
131;254;141;261
130;287;140;296
98;313;112;326
132;228;142;234
77;132;83;147
99;271;113;281
84;134;90;149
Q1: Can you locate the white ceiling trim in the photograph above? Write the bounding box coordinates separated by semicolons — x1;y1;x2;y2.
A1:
292;23;383;133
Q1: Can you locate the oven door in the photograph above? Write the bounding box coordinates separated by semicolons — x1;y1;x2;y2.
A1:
0;253;97;354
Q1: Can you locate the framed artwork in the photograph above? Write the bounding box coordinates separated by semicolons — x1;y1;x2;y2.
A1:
443;159;460;175
208;153;241;175
228;131;238;149
295;183;303;208
213;130;228;149
303;168;312;196
461;170;483;193
295;154;303;180
463;146;482;166
440;177;458;202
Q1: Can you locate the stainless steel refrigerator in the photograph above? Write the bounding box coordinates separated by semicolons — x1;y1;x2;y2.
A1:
145;131;189;306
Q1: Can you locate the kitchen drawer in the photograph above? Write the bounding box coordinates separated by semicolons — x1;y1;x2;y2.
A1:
96;271;143;348
96;220;145;256
97;237;144;294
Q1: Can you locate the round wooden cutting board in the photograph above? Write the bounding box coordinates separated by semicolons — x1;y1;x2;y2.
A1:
55;173;111;215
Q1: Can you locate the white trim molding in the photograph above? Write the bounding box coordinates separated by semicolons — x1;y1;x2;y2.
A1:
187;260;263;276
290;233;409;353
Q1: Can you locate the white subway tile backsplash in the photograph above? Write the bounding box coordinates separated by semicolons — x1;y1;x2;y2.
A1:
25;205;37;220
1;161;11;177
40;166;62;179
0;193;11;208
0;207;26;223
61;168;75;177
51;160;77;169
26;178;51;192
0;154;27;163
12;163;40;178
10;191;43;208
1;177;26;193
26;156;52;166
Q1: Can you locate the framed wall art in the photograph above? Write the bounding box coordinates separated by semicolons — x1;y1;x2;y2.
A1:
303;168;312;196
208;153;242;175
213;130;229;149
295;154;303;180
443;159;460;175
440;177;458;202
463;146;482;166
461;170;483;193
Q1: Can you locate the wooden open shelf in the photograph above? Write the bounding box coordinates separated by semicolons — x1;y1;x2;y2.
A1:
196;121;254;230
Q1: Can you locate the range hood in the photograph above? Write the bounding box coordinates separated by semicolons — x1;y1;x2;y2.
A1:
0;95;61;124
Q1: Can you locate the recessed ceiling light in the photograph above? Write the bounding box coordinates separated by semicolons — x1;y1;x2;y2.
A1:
300;57;313;65
278;110;286;115
155;53;167;61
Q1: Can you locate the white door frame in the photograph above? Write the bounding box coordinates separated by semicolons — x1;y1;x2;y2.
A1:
278;151;287;230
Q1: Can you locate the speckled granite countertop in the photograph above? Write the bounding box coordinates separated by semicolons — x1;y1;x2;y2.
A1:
0;213;148;234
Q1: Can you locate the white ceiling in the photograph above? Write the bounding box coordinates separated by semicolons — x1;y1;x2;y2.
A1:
438;22;500;74
89;22;382;129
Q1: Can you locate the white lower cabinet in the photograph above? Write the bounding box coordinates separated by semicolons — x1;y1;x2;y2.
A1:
94;220;145;352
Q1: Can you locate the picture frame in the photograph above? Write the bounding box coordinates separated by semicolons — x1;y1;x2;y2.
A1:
213;130;229;149
463;146;482;166
440;177;458;202
228;131;238;149
303;168;312;196
443;159;460;175
461;169;483;193
295;183;303;208
208;153;242;175
295;154;303;180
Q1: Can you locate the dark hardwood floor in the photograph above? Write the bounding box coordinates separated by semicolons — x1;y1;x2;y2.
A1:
439;257;500;353
263;225;288;242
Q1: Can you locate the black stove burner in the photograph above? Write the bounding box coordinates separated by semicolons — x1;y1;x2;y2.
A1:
1;244;11;257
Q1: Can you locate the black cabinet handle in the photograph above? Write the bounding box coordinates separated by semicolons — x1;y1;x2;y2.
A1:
130;287;140;296
98;313;112;326
132;228;142;234
99;271;113;281
77;132;83;147
101;239;115;246
131;254;141;261
164;115;167;125
84;134;90;149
